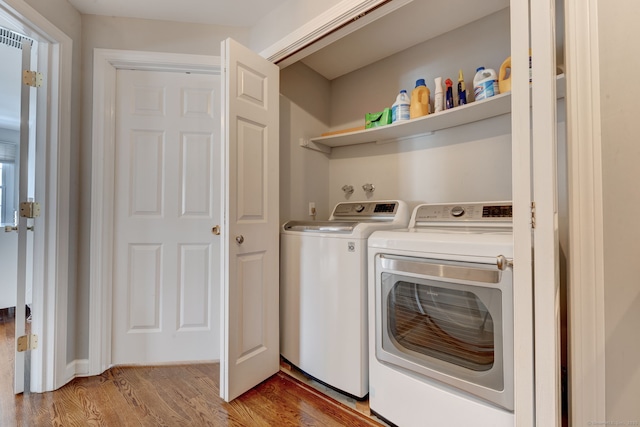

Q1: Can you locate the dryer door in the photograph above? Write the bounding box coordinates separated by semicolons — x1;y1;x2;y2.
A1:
374;254;514;411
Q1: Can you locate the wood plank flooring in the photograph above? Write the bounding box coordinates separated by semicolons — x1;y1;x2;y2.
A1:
0;308;381;426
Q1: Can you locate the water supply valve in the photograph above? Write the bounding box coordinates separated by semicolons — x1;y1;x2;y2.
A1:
342;185;354;195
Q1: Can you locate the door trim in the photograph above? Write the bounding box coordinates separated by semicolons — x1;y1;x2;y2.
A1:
88;49;221;375
259;0;411;67
0;0;72;392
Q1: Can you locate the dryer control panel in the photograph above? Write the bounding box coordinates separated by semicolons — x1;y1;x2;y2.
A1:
413;202;513;223
332;201;400;219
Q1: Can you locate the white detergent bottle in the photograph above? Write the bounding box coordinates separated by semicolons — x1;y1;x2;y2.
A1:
391;90;411;123
473;66;499;101
434;77;444;113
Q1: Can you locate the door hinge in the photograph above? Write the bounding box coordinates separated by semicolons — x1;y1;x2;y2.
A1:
23;70;43;88
17;334;38;352
20;201;40;219
531;201;536;229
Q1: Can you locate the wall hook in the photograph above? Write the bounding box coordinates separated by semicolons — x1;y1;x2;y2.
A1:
362;183;375;194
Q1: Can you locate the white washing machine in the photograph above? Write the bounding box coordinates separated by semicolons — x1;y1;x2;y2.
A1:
280;200;409;398
367;202;515;426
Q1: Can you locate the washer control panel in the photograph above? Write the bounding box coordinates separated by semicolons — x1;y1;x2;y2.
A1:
332;201;399;218
413;202;513;223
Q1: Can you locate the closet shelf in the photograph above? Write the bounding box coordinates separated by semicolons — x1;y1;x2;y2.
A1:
306;74;566;152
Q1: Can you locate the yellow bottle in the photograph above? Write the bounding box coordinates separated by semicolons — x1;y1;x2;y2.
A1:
499;50;532;94
499;56;512;94
410;79;430;119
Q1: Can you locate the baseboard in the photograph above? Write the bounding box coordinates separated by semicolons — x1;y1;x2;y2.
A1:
65;358;89;380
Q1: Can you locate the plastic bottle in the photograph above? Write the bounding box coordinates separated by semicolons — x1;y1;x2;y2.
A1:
457;69;467;106
498;57;512;94
391;90;411;123
473;67;499;101
445;78;454;109
499;50;533;94
410;79;430;119
434;77;443;113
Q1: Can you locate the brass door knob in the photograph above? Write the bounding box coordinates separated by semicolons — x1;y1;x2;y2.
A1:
212;225;221;235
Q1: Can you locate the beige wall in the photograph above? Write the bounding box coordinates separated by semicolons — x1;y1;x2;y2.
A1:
598;0;640;421
327;9;513;210
279;62;332;222
278;11;516;221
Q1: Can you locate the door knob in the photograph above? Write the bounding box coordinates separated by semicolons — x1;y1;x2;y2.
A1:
212;225;221;235
235;235;244;244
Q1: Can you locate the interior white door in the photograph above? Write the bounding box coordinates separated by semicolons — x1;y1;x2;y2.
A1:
531;0;562;424
14;39;35;394
220;38;280;402
112;69;221;364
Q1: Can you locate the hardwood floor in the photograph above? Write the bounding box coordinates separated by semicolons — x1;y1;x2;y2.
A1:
0;308;381;426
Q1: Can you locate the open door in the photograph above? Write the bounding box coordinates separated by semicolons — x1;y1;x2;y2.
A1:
13;39;37;394
531;0;562;424
219;38;280;401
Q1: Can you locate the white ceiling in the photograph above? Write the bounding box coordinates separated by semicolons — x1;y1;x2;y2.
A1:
300;0;509;80
65;0;290;27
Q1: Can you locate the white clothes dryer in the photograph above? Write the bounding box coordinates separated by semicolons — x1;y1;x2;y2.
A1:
367;202;515;426
280;200;409;398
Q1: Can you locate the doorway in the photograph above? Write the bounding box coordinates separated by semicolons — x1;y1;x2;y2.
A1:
0;27;24;313
0;25;38;394
0;0;73;393
88;49;222;374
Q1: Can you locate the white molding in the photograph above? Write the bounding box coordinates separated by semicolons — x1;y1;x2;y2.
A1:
88;49;221;376
509;0;535;425
65;359;89;380
564;0;606;425
259;0;411;65
0;0;72;393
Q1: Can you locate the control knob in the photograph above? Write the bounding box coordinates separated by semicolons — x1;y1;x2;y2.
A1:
354;204;366;213
451;206;465;217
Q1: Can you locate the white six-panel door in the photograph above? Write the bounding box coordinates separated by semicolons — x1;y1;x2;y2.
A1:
112;69;220;364
220;38;280;401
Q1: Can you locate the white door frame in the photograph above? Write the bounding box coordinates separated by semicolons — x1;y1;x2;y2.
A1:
88;49;220;375
0;0;71;392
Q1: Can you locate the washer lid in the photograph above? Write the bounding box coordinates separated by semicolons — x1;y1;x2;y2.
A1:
283;220;357;233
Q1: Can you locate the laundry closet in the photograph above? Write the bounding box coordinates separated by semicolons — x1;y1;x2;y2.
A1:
279;0;565;223
277;0;566;424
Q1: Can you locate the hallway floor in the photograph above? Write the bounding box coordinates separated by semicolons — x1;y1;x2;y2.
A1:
0;308;381;426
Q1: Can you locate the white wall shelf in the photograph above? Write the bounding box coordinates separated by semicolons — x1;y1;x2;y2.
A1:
306;74;565;152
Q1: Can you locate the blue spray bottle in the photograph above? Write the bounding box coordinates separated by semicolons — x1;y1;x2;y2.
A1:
445;78;454;109
457;69;467;105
